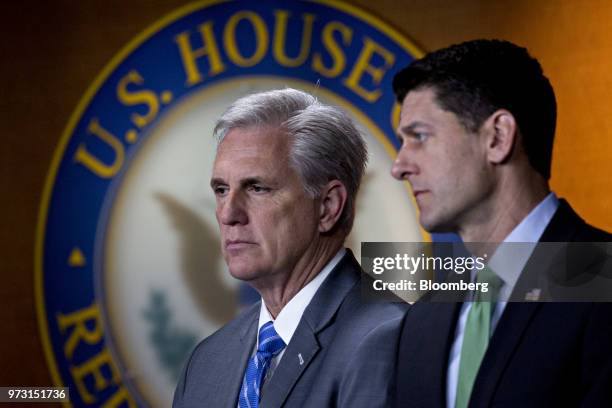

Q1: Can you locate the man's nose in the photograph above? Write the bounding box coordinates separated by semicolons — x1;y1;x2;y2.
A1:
391;147;419;180
218;191;248;225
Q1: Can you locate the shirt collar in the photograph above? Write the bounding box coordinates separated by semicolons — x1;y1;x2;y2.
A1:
258;248;346;345
488;192;559;290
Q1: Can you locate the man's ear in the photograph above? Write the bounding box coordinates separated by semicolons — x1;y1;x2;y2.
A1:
483;109;517;164
318;180;348;233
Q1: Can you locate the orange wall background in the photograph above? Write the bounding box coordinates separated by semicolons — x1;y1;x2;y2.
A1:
1;0;610;390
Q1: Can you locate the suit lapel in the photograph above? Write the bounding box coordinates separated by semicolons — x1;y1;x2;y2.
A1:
421;271;467;405
423;301;463;406
259;322;320;407
259;251;360;407
218;305;258;408
470;302;541;407
470;199;581;406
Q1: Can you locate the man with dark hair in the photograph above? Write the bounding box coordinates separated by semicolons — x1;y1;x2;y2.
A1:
393;39;557;181
391;40;612;407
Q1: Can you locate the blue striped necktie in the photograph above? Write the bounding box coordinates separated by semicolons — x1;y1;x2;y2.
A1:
238;321;286;408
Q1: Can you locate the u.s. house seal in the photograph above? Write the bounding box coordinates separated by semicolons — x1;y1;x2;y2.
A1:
35;1;425;406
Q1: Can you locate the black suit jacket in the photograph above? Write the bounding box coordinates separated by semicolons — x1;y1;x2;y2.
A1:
395;199;612;407
174;250;409;408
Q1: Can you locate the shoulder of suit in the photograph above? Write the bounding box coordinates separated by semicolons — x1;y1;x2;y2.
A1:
190;301;260;354
339;285;409;328
576;221;612;241
553;199;611;242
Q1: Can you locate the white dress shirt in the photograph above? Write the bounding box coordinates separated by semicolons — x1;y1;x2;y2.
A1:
255;248;346;383
445;193;559;408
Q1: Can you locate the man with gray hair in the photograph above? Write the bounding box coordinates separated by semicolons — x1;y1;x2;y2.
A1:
173;88;408;408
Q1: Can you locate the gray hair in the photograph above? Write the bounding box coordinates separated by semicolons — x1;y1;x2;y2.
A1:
213;88;367;234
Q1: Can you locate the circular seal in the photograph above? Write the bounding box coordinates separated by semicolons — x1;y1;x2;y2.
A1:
35;1;425;406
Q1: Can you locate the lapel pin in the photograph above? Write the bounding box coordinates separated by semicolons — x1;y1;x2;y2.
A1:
298;353;304;365
525;288;541;301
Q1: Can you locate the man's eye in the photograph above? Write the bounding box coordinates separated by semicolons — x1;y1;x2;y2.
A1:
412;132;429;142
249;185;269;193
213;186;228;196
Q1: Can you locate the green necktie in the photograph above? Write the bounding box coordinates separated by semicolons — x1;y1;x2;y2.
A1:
455;267;503;408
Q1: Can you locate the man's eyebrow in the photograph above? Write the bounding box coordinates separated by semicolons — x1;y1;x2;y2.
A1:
241;177;265;187
398;121;432;135
210;177;224;188
210;176;269;188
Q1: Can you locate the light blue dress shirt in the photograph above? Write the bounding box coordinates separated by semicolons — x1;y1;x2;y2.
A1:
445;193;560;408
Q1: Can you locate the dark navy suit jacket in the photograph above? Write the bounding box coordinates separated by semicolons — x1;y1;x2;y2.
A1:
394;199;612;407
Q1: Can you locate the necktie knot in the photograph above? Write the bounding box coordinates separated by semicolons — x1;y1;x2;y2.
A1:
475;266;503;302
257;321;286;356
477;265;502;286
